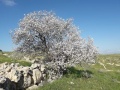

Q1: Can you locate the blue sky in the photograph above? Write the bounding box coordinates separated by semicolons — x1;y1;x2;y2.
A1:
0;0;120;54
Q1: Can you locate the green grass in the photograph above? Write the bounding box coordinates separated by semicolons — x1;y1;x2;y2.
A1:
0;53;31;66
37;54;120;90
0;53;120;90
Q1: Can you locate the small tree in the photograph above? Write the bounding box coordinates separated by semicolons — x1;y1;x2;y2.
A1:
0;49;3;54
11;11;98;80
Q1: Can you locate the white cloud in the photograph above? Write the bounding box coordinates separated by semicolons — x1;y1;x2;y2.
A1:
0;0;16;6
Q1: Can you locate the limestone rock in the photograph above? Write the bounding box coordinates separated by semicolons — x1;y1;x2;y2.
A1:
0;71;5;76
23;75;33;88
26;85;38;90
0;76;6;84
0;88;4;90
32;69;42;84
0;62;47;90
6;69;21;82
0;76;16;90
31;63;40;69
0;63;8;69
5;66;12;72
41;64;45;72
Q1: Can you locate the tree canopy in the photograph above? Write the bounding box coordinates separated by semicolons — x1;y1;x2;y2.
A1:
11;11;98;80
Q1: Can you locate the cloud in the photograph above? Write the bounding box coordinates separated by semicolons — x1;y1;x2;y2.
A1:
0;0;16;6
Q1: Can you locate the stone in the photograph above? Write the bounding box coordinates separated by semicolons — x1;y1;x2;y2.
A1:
0;71;5;76
42;74;46;78
5;66;12;72
0;76;16;90
10;63;15;68
16;74;24;90
6;69;21;83
32;69;42;85
0;62;47;90
0;88;4;90
0;76;6;84
23;56;31;62
22;67;30;72
14;63;20;68
23;75;33;88
0;63;8;69
26;85;38;90
41;64;45;72
70;82;74;85
31;63;40;69
31;59;40;64
3;54;8;56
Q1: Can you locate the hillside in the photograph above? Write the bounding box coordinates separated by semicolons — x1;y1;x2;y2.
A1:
0;53;120;90
37;54;120;90
0;53;31;66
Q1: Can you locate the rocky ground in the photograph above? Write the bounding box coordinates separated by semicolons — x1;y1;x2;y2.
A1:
0;61;46;90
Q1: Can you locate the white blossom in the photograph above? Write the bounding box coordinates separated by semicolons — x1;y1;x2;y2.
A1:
11;11;98;80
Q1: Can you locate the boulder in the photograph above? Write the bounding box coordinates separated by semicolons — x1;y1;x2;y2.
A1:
32;69;42;85
23;74;33;88
0;76;6;84
5;66;12;72
31;63;40;69
20;67;30;73
6;69;22;83
0;63;8;69
0;76;16;90
0;71;5;76
16;73;24;90
0;62;47;90
22;67;33;88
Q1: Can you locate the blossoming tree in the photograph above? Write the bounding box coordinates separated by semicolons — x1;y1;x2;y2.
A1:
11;11;98;80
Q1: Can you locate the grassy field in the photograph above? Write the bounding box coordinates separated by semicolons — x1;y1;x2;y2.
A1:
0;53;120;90
37;54;120;90
0;53;31;66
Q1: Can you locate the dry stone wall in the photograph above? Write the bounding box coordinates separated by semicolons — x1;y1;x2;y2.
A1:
0;62;46;90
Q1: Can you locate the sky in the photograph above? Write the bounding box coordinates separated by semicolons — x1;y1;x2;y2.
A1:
0;0;120;54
